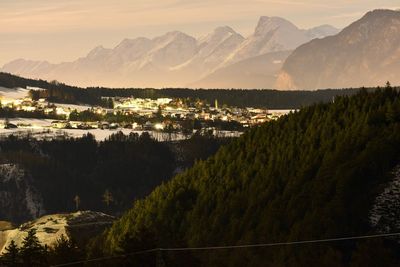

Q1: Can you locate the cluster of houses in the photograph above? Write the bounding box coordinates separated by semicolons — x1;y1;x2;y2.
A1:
0;92;292;132
112;97;292;127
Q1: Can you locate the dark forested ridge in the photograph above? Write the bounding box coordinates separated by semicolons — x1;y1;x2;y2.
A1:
86;87;363;109
0;72;104;106
95;87;400;266
0;132;229;223
0;72;365;109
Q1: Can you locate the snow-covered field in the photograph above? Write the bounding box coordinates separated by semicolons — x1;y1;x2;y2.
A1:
0;85;244;142
0;87;30;100
0;118;242;141
0;118;190;141
0;214;68;254
268;109;297;114
55;103;92;112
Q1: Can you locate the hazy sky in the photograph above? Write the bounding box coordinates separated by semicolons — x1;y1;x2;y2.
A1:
0;0;399;66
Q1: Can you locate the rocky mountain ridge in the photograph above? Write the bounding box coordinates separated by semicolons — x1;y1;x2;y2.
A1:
276;9;400;90
1;17;338;88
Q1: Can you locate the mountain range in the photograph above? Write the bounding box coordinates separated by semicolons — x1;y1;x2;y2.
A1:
0;17;339;89
277;9;400;90
2;10;400;90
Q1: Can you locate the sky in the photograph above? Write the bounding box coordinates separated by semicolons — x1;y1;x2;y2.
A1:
0;0;399;66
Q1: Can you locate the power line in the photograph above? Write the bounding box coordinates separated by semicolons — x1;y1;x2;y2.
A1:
49;232;400;267
51;248;159;267
160;232;400;251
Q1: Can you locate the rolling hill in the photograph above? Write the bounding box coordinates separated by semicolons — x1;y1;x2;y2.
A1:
97;87;400;266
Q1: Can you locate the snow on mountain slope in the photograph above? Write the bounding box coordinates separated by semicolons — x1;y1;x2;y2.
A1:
170;26;245;80
197;26;243;59
276;9;400;90
145;31;198;68
222;17;312;66
370;164;400;235
0;164;45;223
0;87;30;100
1;59;53;78
191;50;292;89
305;24;340;39
114;38;153;60
1;17;338;88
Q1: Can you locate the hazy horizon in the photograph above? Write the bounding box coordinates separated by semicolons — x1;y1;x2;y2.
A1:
1;0;399;66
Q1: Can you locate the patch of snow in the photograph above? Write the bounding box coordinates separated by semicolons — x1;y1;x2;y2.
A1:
0;118;191;141
0;87;30;100
0;164;25;183
25;187;46;219
370;164;400;236
55;103;92;112
0;164;46;221
26;86;45;91
0;214;68;254
0;211;114;254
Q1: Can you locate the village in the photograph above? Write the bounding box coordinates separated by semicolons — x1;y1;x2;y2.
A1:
0;88;293;135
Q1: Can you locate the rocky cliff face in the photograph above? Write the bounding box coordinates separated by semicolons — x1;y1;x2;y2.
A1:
0;164;45;223
277;9;400;90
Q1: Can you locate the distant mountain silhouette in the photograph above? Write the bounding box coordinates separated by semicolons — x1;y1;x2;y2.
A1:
1;17;338;88
276;9;400;90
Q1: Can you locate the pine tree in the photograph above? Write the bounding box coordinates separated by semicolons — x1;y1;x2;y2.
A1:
0;240;21;267
20;229;47;267
49;235;82;265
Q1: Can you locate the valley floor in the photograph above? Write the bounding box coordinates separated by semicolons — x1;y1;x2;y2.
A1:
0;118;242;141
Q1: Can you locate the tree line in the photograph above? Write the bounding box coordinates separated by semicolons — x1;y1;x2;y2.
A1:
1;72;367;109
0;229;83;267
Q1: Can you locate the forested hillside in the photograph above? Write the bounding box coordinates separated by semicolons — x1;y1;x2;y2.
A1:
98;87;400;266
0;132;229;223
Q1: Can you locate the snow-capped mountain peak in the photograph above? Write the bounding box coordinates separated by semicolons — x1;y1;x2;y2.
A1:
152;31;195;46
0;15;339;88
305;24;340;39
114;37;151;51
254;16;300;36
86;45;111;60
222;16;308;65
212;26;237;36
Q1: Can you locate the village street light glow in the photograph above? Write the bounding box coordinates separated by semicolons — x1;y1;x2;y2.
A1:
154;123;164;130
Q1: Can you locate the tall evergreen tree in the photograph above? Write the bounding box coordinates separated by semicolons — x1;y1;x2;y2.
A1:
20;229;47;267
49;235;82;265
0;240;21;267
